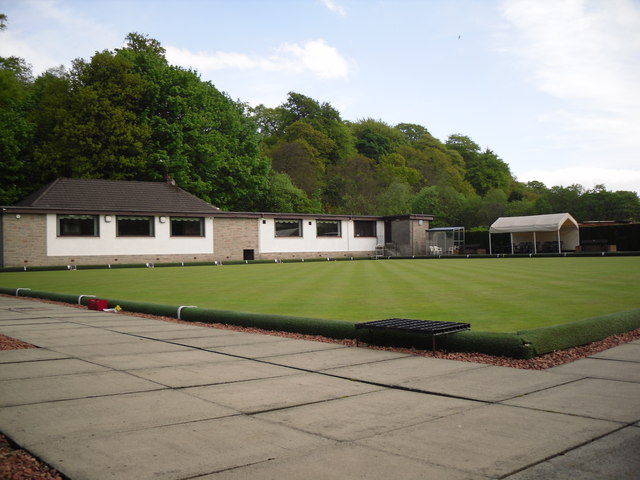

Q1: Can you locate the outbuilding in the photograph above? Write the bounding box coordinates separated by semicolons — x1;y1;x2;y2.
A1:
489;213;580;254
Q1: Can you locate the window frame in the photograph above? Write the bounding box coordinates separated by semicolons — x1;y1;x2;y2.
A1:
116;215;155;237
354;220;377;237
170;217;205;237
274;219;303;237
316;220;342;237
57;214;99;237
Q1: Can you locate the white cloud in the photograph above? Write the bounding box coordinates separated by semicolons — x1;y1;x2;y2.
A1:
319;0;347;16
500;0;640;181
166;39;350;79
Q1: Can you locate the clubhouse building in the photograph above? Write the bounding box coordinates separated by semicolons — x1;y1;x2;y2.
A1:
0;178;433;268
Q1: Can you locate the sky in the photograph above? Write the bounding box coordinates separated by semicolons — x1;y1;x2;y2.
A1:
1;0;639;194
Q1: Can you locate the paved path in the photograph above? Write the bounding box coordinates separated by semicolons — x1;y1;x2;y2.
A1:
0;296;638;480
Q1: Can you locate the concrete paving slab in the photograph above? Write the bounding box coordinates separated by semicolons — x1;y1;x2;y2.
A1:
107;323;215;334
184;372;382;413
89;349;236;370
588;343;640;362
503;426;640;480
549;358;640;382
131;358;300;388
204;443;488;480
12;330;149;348
257;388;482;441
0;389;237;443
324;355;487;386
30;416;335;480
48;339;193;358
211;338;347;358
0;323;94;335
125;327;240;340
0;358;110;380
70;317;165;327
398;364;580;402
503;377;640;423
173;331;293;348
358;404;619;478
0;317;65;325
0;370;163;407
262;346;410;370
0;348;69;363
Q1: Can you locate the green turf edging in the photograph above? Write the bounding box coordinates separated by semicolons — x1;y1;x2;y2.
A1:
517;309;640;355
180;307;356;339
358;328;534;359
102;298;356;339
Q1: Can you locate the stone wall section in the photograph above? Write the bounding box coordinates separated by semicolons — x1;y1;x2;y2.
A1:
213;217;259;261
2;214;48;267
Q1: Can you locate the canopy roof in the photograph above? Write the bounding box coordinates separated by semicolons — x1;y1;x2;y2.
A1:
490;213;579;234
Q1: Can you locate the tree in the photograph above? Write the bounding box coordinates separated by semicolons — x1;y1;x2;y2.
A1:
269;140;324;195
0;64;34;204
374;182;413;215
33;51;151;182
395;123;429;143
350;118;405;160
0;13;37;204
324;154;381;214
274;92;355;161
446;134;513;196
263;171;321;213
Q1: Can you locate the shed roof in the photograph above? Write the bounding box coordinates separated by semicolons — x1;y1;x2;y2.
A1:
489;213;579;233
12;178;221;215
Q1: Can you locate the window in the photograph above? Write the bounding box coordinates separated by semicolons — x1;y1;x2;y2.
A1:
354;220;376;237
275;219;302;237
317;220;341;237
57;215;99;236
171;217;204;236
116;216;154;236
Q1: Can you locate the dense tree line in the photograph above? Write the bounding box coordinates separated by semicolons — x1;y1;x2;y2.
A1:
1;27;639;226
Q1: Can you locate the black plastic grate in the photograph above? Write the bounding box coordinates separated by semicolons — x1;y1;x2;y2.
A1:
354;318;470;350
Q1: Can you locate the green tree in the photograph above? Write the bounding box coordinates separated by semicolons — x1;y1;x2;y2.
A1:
263;171;321;213
268;140;324;195
324;154;380;214
350;118;405;161
374;182;413;215
395;123;429;143
33;51;151;181
275;92;355;161
0;62;34;203
446;134;512;196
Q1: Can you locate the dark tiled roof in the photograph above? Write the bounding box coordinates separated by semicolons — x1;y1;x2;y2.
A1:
14;178;221;215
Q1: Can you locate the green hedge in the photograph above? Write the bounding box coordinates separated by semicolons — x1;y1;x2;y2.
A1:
517;309;640;355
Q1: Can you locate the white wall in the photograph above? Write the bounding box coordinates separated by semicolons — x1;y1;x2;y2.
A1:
259;218;383;254
46;215;214;256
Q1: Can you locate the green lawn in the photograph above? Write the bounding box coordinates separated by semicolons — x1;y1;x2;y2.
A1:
1;257;638;332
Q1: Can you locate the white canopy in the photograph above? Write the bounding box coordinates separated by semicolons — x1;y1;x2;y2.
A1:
490;213;579;233
489;213;580;254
